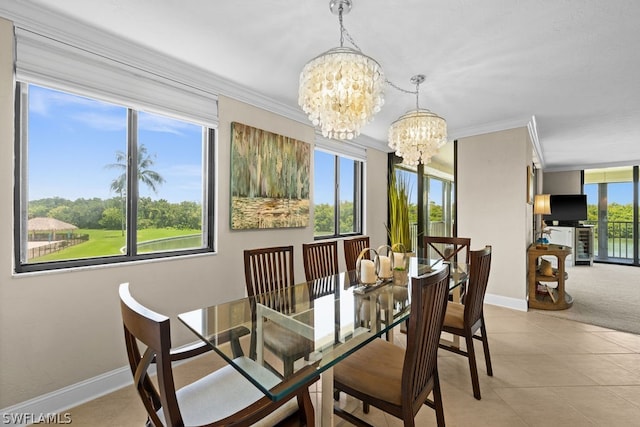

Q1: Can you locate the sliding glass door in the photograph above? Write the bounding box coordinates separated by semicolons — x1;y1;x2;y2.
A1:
389;141;456;256
425;176;454;237
584;166;639;265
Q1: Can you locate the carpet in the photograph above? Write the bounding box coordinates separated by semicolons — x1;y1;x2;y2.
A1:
532;262;640;335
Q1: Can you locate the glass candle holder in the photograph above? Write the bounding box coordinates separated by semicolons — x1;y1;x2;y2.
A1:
390;243;410;271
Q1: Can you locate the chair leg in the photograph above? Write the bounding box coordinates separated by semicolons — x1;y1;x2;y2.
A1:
284;357;294;378
465;332;481;400
480;319;493;376
432;369;446;427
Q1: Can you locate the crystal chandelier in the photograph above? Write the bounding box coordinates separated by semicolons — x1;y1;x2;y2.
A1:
298;0;385;140
388;75;447;166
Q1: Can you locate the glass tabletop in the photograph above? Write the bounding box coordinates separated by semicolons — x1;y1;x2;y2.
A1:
178;257;467;401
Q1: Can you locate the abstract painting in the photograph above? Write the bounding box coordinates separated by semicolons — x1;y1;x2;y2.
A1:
230;122;310;229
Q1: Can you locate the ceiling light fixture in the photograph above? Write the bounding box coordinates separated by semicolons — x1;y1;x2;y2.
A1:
298;0;385;140
388;74;448;166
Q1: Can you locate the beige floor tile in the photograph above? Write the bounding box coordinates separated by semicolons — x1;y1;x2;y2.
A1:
475;353;597;388
600;353;640;374
551;353;640;385
554;386;640;425
493;387;595;426
487;330;581;355
526;311;616;333
595;330;640;352
545;331;639;354
606;385;640;408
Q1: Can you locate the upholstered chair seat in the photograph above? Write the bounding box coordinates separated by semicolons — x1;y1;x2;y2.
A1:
158;357;298;426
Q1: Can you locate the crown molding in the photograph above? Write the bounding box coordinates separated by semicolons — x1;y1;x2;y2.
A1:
527;115;545;169
543;159;638;173
448;116;533;142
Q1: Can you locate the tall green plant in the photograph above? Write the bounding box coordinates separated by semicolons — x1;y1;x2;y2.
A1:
387;170;412;252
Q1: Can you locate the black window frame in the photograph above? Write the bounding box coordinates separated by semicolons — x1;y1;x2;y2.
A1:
313;150;364;240
13;82;216;273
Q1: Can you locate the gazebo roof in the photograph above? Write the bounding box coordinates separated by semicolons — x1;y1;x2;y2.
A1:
28;217;78;231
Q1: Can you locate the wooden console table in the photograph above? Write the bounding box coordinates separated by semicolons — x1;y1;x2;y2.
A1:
527;243;573;310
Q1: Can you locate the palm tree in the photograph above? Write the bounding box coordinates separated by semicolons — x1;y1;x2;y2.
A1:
105;143;165;235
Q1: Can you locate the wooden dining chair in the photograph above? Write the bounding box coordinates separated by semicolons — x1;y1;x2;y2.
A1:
343;236;370;271
119;282;316;427
439;245;493;400
333;264;451;427
425;235;471;300
424;235;471;264
302;240;339;283
243;245;313;378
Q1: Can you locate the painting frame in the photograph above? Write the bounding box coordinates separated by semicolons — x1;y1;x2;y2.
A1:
230;122;310;230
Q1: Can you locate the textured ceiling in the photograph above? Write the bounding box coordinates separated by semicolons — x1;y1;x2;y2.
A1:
16;0;640;171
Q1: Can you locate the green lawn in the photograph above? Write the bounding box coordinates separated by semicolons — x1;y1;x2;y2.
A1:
32;228;200;262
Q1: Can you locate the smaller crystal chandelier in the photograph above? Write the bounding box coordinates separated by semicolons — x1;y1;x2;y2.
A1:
388;75;447;166
298;0;385;140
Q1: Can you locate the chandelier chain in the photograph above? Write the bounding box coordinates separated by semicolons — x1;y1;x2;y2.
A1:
338;4;345;47
385;79;418;96
338;10;424;100
342;22;421;99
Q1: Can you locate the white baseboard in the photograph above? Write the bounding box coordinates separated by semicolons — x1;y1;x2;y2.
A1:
484;292;528;311
0;366;132;426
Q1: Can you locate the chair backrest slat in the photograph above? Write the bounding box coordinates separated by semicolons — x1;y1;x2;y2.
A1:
402;265;450;405
464;246;492;325
343;236;370;271
244;246;295;313
303;241;340;299
302;241;339;282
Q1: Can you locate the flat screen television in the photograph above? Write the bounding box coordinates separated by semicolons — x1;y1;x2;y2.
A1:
543;194;588;226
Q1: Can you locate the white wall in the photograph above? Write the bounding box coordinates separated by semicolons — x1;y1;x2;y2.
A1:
457;127;533;309
0;18;389;411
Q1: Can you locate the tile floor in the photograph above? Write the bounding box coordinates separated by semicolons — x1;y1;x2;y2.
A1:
67;304;640;426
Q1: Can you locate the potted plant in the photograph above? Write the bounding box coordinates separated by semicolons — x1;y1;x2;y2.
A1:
387;169;413;282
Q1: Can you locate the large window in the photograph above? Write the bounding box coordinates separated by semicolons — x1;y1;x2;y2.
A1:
313;150;363;238
15;83;214;272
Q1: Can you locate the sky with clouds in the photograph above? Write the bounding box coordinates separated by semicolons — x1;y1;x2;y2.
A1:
27;84;204;203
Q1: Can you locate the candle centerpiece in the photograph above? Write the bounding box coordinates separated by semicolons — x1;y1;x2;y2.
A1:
355;247;380;285
376;245;394;280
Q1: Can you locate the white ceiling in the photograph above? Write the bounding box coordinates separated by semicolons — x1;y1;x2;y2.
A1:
12;0;640;171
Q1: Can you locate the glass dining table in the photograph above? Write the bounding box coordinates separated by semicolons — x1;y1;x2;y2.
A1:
178;257;468;427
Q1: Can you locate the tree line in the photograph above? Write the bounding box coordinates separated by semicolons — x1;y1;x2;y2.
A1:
314;200;443;235
29;197;201;230
587;202;634;238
